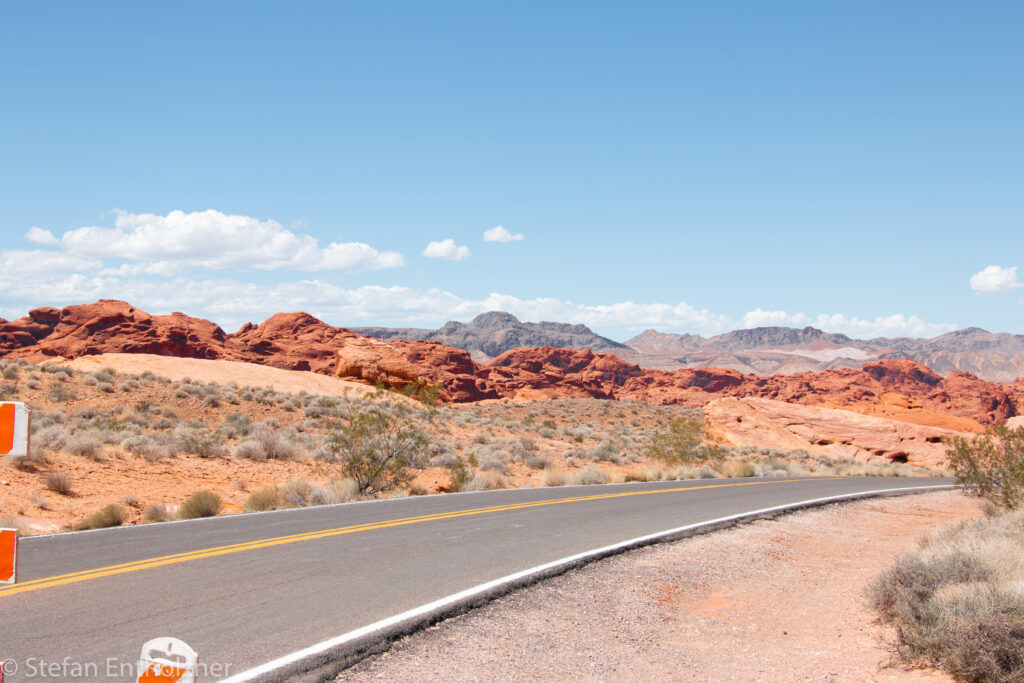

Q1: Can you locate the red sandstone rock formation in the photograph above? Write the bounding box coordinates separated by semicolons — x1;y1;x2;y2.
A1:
0;301;228;360
1;300;1020;426
703;397;961;468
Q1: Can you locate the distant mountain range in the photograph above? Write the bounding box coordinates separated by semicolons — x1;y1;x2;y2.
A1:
353;313;1024;382
351;311;631;363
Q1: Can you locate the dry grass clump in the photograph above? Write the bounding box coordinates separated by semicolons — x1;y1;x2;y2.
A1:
542;469;568;486
869;508;1024;682
465;471;507;491
177;490;221;519
73;504;127;530
143;504;171;523
574;464;608;486
244;487;282;512
44;471;73;495
722;461;758;478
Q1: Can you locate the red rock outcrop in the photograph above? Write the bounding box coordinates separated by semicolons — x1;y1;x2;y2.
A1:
704;397;963;468
1;300;1020;426
1;301;228;361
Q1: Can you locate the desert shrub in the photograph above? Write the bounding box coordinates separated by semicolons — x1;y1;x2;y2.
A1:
624;469;656;482
725;461;758;478
646;418;722;466
869;509;1024;682
542;469;568;486
73;504;127;530
446;455;473;492
234;426;299;461
574;464;608;485
177;490;221;519
401;379;445;407
321;402;431;496
121;434;176;460
465;471;506;491
221;413;253;438
524;455;551;470
244;487;282;512
45;472;73;495
66;431;103;459
479;457;508;474
176;427;227;459
946;425;1024;510
430;452;459;468
280;479;327;507
143;504;171;523
325;477;361;503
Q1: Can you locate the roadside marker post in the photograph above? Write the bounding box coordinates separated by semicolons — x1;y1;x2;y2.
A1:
0;402;30;457
0;528;16;585
137;638;198;683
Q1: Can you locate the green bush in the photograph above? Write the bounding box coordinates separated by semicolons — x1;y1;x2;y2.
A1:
946;425;1024;510
73;504;127;531
322;402;430;496
446;455;473;492
177;490;221;519
645;418;722;465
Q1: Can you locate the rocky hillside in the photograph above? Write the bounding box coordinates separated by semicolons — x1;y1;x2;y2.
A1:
330;334;1022;425
625;326;1024;382
351;311;631;362
2;300;1021;426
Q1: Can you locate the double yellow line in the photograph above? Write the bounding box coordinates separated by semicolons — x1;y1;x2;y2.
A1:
0;478;827;598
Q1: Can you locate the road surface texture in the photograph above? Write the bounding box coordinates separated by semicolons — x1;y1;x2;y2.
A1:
0;477;950;681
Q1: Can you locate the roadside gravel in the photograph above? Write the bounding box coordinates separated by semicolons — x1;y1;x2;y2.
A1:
339;490;977;682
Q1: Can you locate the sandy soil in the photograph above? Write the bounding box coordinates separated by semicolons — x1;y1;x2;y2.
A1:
340;490;979;682
58;353;410;402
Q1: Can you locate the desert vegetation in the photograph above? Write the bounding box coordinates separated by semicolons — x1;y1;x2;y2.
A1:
869;509;1024;682
0;357;947;533
868;426;1024;681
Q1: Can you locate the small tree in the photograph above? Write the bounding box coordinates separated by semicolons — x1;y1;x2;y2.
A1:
946;424;1024;510
322;402;431;496
646;418;722;465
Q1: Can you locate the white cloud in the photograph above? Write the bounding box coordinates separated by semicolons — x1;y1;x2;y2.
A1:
970;265;1022;295
51;209;403;272
483;225;523;242
423;239;471;261
742;309;811;328
0;249;103;280
24;226;59;246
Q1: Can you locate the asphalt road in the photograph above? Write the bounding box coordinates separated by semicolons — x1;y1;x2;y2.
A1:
0;477;950;681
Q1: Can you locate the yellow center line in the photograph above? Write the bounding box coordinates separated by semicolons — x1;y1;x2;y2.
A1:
0;478;837;598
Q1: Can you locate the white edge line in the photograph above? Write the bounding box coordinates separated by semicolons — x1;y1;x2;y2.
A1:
218;484;955;682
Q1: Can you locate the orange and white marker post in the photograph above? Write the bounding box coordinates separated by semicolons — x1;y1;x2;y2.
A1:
0;528;15;585
137;638;198;683
1;402;29;587
0;402;31;457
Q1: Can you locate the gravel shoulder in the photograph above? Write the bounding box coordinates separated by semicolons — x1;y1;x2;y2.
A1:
339;490;978;682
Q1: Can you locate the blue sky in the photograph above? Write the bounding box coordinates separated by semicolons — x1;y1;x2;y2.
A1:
1;1;1021;339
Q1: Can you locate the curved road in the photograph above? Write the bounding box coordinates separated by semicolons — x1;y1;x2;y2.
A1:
0;477;950;681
